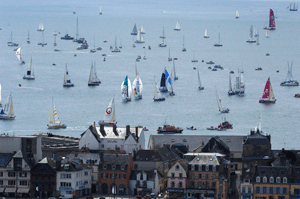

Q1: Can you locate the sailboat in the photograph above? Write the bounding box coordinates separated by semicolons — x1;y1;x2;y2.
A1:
159;69;170;92
169;72;175;96
191;51;198;62
264;9;276;30
131;23;138;35
47;99;67;129
121;75;132;102
216;87;230;113
53;33;57;46
37;21;44;31
204;28;210;38
0;84;2;109
141;25;145;34
182;35;186;52
254;26;258;37
197;66;204;90
280;62;299;86
132;65;143;100
99;6;102;15
73;5;76;14
259;77;276;103
27;31;30;44
239;72;245;96
228;73;235;95
289;3;298;11
38;31;47;46
168;48;172;61
7;31;19;47
0;94;15;120
173;61;178;80
112;36;121;52
159;27;167;47
256;31;260;45
23;58;35;80
135;29;145;43
99;98;117;126
90;35;96;53
174;20;181;31
153;77;165;101
16;47;25;64
88;61;101;86
246;25;256;43
63;64;74;87
236;10;239;18
214;32;222;47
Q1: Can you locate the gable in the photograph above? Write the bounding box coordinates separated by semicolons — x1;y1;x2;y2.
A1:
124;134;137;145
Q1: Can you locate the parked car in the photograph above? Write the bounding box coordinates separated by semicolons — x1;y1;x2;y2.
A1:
59;194;73;199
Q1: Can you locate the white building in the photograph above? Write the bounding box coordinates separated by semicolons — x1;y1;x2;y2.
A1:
0;150;31;198
79;125;145;153
56;161;92;197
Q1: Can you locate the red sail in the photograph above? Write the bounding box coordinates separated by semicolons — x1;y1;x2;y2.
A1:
262;77;271;99
269;9;275;28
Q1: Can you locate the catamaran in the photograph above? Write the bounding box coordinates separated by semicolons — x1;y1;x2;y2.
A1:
159;69;171;92
246;25;256;43
0;94;15;120
88;62;101;86
99;98;117;126
131;23;138;35
16;47;25;64
174;20;181;31
47;99;66;129
280;62;299;86
197;66;204;90
135;29;145;43
37;21;44;31
204;28;210;38
153;77;165;101
121;75;132;102
23;58;35;80
216;87;229;113
63;64;74;87
259;77;276;103
264;9;276;30
132;65;143;100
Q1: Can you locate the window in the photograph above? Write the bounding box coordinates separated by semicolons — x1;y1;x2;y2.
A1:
140;173;144;180
171;173;175;178
198;174;202;179
176;165;180;170
205;174;209;180
242;187;246;193
212;174;216;179
179;182;182;188
263;176;267;183
191;165;195;171
19;172;27;177
8;172;15;177
248;187;252;193
270;187;273;194
276;187;280;194
205;165;209;171
110;173;117;179
255;187;260;193
283;188;287;194
283;177;287;183
171;182;175;188
213;165;216;172
85;172;88;176
84;181;88;185
60;182;71;187
179;173;182;179
263;187;267;194
197;181;201;188
212;182;216;188
270;177;274;183
0;180;3;185
256;176;261;183
20;181;27;186
294;189;300;195
0;172;3;177
190;181;194;188
8;180;15;185
61;174;71;179
191;173;194;179
276;177;281;183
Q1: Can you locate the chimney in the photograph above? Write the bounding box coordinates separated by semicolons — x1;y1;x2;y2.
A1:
250;130;254;135
94;121;95;128
100;124;106;137
135;126;139;141
56;159;61;170
266;134;271;143
113;124;118;136
126;125;130;136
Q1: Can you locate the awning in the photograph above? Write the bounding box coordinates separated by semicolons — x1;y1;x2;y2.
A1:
5;187;16;193
17;188;30;193
0;187;5;192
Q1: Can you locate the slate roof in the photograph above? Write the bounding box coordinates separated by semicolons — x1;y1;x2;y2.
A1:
56;161;84;171
94;126;143;139
81;125;101;143
244;132;270;145
134;150;163;162
0;153;14;168
148;135;246;152
188;155;220;166
157;146;181;162
101;154;130;165
68;152;101;165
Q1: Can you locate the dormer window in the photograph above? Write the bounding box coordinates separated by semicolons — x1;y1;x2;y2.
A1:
276;177;281;183
112;165;116;170
269;177;274;183
64;164;69;170
256;176;260;183
263;176;267;183
103;165;107;170
121;165;125;170
283;177;287;183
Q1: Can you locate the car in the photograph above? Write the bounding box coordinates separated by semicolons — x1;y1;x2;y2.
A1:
59;194;73;199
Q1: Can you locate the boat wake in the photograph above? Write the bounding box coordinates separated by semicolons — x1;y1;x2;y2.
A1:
18;86;43;90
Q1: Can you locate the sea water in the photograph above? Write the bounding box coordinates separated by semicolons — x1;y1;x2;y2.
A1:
0;0;299;149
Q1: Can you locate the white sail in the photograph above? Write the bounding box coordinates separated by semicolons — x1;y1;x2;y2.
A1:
235;72;241;92
99;6;102;15
236;10;239;18
52;101;61;125
216;87;229;113
132;75;143;99
0;94;15;120
7;95;14;118
240;73;245;93
154;77;163;99
141;25;145;34
197;67;204;90
135;30;145;43
100;98;116;125
88;62;100;84
204;28;209;38
16;47;22;62
254;115;262;132
38;21;44;31
174;20;180;30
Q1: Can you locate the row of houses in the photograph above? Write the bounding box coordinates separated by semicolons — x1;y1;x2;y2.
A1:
0;123;300;199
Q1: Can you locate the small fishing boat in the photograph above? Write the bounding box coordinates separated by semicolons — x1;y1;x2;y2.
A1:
259;77;276;103
121;75;132;102
63;64;74;87
61;33;74;40
0;94;15;120
280;62;299;86
23;58;35;80
47;99;67;129
98;98;117;126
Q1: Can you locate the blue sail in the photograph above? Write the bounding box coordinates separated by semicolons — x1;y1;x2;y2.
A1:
165;70;171;85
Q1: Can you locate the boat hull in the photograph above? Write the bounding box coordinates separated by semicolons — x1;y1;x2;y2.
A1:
153;98;165;102
157;130;182;134
199;87;204;90
0;115;16;120
23;76;35;80
88;82;100;86
63;84;74;87
47;124;67;129
280;81;299;86
174;29;181;31
259;99;276;103
159;87;168;92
